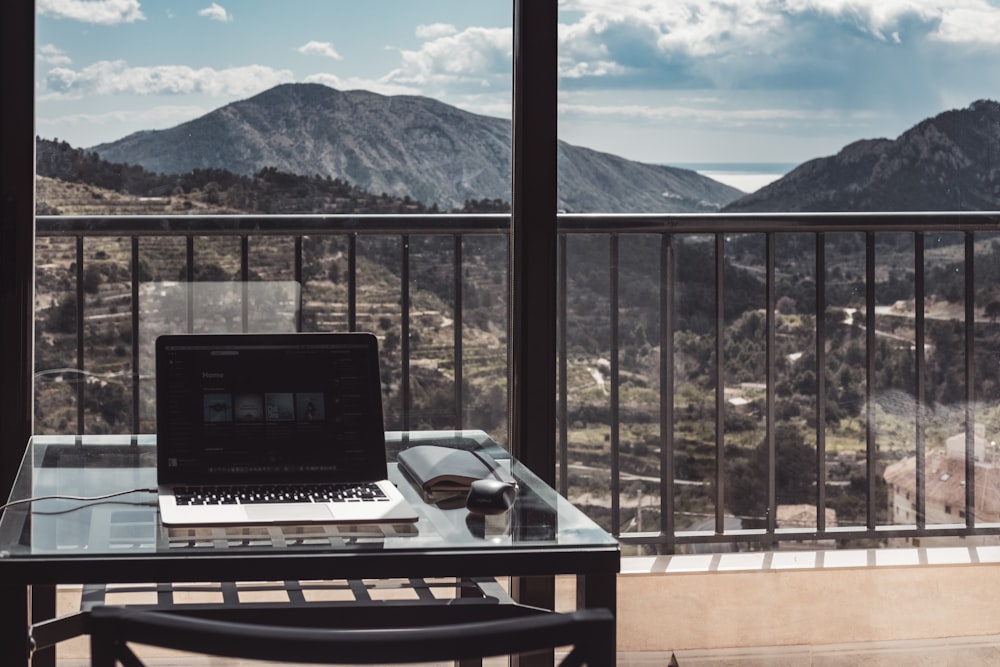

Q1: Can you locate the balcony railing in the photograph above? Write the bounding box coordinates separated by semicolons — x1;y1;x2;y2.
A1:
34;212;1000;553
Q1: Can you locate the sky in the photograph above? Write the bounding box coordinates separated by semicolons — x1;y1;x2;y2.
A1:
34;0;1000;169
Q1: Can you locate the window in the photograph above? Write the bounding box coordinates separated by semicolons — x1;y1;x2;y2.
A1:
555;1;1000;550
33;1;516;442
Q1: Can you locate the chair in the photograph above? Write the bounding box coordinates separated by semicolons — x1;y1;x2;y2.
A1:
86;604;615;666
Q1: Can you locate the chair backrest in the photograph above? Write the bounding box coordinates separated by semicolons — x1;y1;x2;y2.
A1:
86;605;614;666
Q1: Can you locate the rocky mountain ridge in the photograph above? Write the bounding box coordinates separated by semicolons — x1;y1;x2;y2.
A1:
725;100;1000;212
90;83;742;214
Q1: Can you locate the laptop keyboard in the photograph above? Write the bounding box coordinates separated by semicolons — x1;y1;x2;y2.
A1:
173;482;390;506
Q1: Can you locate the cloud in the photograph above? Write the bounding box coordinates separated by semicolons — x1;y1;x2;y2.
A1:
303;73;418;96
198;3;232;23
38;44;72;66
933;5;1000;44
560;100;817;127
384;25;513;91
37;105;211;141
297;41;343;60
556;0;1000;92
37;0;144;24
416;23;459;39
43;61;294;97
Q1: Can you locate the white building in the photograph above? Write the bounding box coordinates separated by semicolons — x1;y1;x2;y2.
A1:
884;425;1000;545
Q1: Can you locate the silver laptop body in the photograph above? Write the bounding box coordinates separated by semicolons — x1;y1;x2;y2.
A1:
155;332;417;527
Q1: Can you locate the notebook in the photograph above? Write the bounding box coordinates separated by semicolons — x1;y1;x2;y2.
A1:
154;332;418;527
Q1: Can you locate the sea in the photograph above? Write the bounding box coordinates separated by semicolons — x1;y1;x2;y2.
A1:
672;162;799;194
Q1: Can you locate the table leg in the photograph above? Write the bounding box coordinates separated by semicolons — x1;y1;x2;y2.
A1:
31;585;57;667
457;578;483;667
511;575;556;667
3;585;30;667
577;573;617;665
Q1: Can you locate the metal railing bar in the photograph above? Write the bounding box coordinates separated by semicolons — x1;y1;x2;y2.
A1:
715;233;726;535
558;234;569;499
766;232;777;540
915;232;927;529
37;212;1000;241
131;236;140;432
36;215;509;237
453;235;464;430
185;237;194;331
76;236;85;435
401;235;411;432
557;212;1000;234
348;234;357;332
240;234;249;332
660;232;676;553
615;522;1000;547
865;231;877;530
294;236;303;332
965;231;976;528
815;232;827;532
610;234;621;536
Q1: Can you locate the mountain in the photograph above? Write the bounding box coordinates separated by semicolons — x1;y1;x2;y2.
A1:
725;100;1000;212
89;83;742;213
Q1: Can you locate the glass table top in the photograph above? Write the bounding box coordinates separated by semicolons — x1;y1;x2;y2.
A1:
0;431;618;560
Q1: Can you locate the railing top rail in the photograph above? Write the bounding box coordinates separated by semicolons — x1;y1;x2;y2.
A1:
34;214;510;237
36;211;1000;237
557;211;1000;234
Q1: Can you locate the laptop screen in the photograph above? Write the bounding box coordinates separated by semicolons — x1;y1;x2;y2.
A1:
155;332;388;485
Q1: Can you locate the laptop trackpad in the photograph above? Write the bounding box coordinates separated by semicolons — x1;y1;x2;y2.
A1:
244;505;334;522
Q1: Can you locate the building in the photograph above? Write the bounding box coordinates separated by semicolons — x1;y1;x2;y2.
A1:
885;426;1000;546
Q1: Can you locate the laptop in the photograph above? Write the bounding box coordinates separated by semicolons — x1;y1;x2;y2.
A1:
155;332;418;527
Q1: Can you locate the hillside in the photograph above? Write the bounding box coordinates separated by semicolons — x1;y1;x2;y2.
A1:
725;100;1000;212
35;138;474;215
89;83;742;213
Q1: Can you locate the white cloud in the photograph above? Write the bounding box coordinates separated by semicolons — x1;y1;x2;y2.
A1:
38;44;72;66
37;105;211;140
556;0;1000;87
198;3;232;23
415;23;459;39
385;25;513;90
37;0;144;25
297;41;343;60
933;6;1000;45
43;61;294;97
560;101;817;126
303;72;418;96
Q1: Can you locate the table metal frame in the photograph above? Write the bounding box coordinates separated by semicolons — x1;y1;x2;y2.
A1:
0;433;619;667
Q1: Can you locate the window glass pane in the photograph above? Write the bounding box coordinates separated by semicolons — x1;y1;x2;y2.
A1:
557;1;1000;551
558;2;1000;214
35;1;513;440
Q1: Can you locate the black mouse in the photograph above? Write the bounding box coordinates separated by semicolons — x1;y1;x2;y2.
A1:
466;478;516;514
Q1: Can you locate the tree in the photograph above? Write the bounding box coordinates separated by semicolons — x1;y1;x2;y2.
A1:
986;301;1000;324
726;423;817;519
